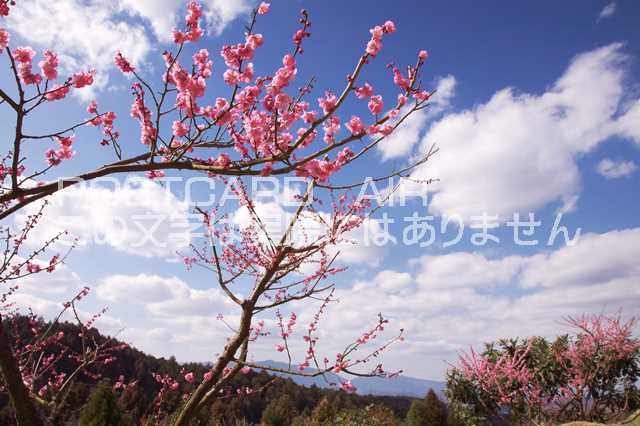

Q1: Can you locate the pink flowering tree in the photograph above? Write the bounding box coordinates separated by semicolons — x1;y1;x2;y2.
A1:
0;202;127;425
0;202;71;425
1;289;126;425
0;1;432;220
0;1;436;424
446;313;640;424
166;178;407;424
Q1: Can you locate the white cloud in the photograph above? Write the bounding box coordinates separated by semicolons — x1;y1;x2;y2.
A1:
117;0;184;42
96;273;232;317
614;99;640;144
520;228;640;289
97;273;187;303
597;2;616;21
202;0;253;36
377;75;457;160
6;0;151;91
371;270;412;292
403;43;640;221
8;293;67;318
337;218;389;266
9;267;234;362
118;0;252;42
414;252;524;289
302;227;640;379
120;315;232;358
11;227;639;380
93;273;242;360
15;179;192;258
596;158;637;179
16;262;83;296
6;262;126;336
6;0;253;93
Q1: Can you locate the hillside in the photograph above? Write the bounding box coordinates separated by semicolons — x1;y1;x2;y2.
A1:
0;316;418;424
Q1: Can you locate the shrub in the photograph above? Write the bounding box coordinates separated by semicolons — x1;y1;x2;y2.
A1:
446;314;640;425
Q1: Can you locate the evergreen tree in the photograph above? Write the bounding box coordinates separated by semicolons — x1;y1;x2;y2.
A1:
262;394;299;426
405;399;427;426
78;382;123;426
423;389;448;426
406;389;448;426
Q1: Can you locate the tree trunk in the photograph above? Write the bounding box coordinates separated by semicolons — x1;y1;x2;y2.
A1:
0;315;45;426
172;304;254;426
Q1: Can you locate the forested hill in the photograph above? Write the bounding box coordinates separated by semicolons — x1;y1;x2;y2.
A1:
0;316;421;425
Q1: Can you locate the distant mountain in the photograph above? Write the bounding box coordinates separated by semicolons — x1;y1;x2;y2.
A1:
253;360;342;388
351;375;446;399
255;360;445;398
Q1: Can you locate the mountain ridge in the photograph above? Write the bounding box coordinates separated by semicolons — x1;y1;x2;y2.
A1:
254;359;445;398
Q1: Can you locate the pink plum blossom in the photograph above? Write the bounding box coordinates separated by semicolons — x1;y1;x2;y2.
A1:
257;2;270;14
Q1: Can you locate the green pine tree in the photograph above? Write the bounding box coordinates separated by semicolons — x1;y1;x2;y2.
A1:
78;382;124;426
406;399;428;426
262;394;299;426
406;389;448;426
423;389;448;426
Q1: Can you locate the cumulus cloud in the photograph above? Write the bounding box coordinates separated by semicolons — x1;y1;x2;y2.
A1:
97;274;187;303
202;0;253;36
402;43;640;221
12;227;639;379
377;75;457;160
519;228;640;289
118;0;252;42
6;0;151;92
96;273;232;317
596;158;637;178
304;227;640;378
616;100;640;143
8;293;68;318
15;262;83;296
94;273;241;359
597;2;616;21
6;0;253;93
9;268;233;362
414;252;524;289
6;262;126;336
15;179;192;258
116;0;184;42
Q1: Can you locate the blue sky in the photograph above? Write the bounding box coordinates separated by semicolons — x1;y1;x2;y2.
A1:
2;0;640;381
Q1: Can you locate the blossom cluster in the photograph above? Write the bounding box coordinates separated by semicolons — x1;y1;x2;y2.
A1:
87;100;119;146
458;341;539;406
107;1;430;185
172;1;204;44
451;313;640;423
45;135;75;166
558;314;640;396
